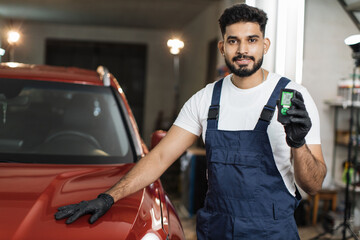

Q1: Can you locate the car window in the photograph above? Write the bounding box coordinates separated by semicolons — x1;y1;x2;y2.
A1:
0;78;134;164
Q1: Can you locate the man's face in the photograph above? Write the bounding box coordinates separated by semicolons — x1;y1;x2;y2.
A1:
219;22;270;77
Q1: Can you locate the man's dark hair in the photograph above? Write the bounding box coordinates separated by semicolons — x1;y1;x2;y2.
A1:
218;4;268;37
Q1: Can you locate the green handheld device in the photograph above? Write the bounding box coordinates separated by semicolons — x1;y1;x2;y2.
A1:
277;89;295;125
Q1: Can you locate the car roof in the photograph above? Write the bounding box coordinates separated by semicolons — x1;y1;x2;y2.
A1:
0;62;103;85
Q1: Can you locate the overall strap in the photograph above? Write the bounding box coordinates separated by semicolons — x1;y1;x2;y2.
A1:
207;79;224;130
254;77;291;131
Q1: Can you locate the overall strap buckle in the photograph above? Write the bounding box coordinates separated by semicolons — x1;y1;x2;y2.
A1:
259;105;275;122
208;105;220;120
207;79;224;130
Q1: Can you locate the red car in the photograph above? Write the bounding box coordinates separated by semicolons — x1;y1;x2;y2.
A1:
0;62;185;240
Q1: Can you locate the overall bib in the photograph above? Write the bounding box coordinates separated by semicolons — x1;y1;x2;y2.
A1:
196;77;302;240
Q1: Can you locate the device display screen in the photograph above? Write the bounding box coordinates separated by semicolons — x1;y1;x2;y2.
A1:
281;92;293;106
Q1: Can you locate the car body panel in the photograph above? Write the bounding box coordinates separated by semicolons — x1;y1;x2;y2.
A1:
0;163;144;239
0;62;103;85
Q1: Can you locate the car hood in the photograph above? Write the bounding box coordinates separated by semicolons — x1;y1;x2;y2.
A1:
0;162;145;240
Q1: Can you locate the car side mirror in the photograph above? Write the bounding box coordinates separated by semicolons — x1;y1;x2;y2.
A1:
150;130;167;150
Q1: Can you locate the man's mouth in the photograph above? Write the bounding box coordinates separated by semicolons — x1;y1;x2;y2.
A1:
232;55;255;65
235;58;251;65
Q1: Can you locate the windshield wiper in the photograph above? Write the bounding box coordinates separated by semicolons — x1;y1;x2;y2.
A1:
0;159;22;163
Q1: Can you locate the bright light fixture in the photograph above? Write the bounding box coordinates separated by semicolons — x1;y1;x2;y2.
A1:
345;34;360;46
7;31;20;45
0;48;5;56
345;34;360;54
167;39;184;55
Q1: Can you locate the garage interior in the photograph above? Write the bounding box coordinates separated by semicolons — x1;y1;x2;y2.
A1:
1;0;360;239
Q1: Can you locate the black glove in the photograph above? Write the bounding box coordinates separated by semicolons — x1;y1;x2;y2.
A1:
54;193;114;224
284;91;312;148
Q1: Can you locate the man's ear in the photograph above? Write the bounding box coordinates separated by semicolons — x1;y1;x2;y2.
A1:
264;38;270;54
218;40;225;56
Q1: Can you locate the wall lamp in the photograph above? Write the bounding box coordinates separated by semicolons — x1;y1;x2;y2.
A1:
7;30;21;62
167;38;184;120
167;39;184;55
7;31;20;45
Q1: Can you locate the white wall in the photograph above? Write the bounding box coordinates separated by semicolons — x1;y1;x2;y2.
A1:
2;21;177;145
303;0;358;185
247;0;305;83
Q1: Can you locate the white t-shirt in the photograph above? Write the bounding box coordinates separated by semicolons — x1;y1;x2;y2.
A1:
174;73;321;196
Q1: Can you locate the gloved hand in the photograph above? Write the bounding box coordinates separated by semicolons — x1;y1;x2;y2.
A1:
54;193;114;224
284;91;312;148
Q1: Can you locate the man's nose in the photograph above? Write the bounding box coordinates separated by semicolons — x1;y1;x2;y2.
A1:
237;42;249;55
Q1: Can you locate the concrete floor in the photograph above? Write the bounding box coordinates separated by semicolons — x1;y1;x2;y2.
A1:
178;214;359;240
172;199;360;240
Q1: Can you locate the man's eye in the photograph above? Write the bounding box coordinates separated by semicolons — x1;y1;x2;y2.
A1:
249;38;257;43
228;39;237;44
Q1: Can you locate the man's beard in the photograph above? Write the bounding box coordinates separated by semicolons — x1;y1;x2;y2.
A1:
225;54;263;77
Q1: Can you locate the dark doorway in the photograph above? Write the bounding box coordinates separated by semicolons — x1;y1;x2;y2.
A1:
45;39;147;134
205;38;218;85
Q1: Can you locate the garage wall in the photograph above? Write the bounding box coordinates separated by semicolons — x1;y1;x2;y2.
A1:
303;0;358;185
179;2;222;106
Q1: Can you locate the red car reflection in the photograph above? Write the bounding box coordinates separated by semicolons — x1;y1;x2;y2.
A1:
0;62;184;240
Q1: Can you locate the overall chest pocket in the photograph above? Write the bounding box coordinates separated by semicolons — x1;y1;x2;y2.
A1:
208;148;263;200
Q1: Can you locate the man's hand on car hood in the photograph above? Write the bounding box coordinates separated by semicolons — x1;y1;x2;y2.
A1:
55;193;114;224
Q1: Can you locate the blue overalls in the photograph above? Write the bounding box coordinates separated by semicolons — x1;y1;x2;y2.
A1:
196;77;302;239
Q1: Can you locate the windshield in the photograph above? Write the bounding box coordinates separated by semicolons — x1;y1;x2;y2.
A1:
0;78;134;164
